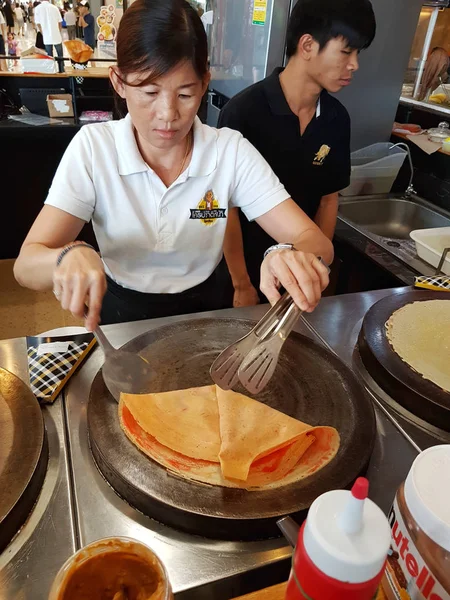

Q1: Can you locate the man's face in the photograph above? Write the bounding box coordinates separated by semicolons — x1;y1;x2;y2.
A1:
308;37;359;93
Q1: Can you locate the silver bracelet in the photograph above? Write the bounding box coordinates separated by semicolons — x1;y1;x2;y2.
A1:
56;242;95;267
263;243;294;259
263;245;331;273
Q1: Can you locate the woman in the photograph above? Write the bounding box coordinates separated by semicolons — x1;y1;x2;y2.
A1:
3;0;14;34
14;0;333;333
0;9;6;71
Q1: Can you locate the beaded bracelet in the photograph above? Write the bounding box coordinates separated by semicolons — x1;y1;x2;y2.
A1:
56;241;96;268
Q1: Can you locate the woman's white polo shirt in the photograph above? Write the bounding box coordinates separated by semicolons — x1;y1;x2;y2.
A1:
45;114;290;293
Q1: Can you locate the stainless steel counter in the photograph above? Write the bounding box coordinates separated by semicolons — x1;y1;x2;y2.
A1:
0;289;426;599
0;338;76;599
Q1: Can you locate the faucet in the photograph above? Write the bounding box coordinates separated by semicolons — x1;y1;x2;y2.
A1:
389;142;416;197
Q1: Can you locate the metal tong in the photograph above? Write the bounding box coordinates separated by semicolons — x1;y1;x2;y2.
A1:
210;292;301;394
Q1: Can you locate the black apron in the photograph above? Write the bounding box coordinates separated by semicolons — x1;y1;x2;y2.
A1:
100;261;229;325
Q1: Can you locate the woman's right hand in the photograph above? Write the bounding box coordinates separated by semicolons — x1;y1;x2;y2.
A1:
52;246;107;332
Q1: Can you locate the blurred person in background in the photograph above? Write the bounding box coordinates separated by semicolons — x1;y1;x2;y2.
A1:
0;9;7;71
21;2;28;24
35;0;64;72
7;30;18;67
419;47;449;101
64;3;76;40
28;1;34;29
78;2;94;49
33;1;46;48
3;0;15;34
14;3;24;35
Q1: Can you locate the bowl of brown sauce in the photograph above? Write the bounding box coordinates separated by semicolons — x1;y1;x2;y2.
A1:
48;537;172;600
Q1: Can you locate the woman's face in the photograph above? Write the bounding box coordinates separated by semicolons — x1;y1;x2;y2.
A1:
112;61;210;149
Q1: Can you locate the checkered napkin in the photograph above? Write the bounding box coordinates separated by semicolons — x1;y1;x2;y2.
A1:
414;276;450;292
26;333;96;404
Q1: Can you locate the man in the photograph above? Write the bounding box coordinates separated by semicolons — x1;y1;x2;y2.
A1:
78;2;94;50
218;0;376;306
34;0;64;72
64;4;76;40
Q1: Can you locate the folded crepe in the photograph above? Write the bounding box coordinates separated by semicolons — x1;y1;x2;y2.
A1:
119;385;339;490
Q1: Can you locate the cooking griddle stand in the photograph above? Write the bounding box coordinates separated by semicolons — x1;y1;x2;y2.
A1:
65;294;422;599
0;338;77;600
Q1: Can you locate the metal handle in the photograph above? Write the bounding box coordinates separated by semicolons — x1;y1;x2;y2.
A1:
274;301;301;342
277;516;300;548
254;292;292;338
93;327;116;357
436;247;450;275
84;305;116;356
256;295;300;344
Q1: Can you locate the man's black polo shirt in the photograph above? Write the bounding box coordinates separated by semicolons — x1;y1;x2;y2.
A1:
218;67;351;292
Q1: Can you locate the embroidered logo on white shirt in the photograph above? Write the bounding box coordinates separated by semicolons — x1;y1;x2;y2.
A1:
189;189;226;226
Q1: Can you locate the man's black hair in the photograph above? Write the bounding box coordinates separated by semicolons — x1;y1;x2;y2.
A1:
286;0;376;58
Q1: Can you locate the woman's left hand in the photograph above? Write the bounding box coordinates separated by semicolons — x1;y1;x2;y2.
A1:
233;283;260;308
260;249;329;312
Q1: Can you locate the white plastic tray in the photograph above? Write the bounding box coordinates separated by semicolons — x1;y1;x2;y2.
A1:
410;227;450;275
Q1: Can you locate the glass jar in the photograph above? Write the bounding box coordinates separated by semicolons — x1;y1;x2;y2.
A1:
382;445;450;600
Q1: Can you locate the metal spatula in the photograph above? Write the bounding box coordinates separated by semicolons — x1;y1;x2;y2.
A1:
238;299;301;394
93;325;153;403
210;292;298;391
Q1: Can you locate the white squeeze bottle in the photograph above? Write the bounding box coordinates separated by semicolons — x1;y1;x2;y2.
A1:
284;478;392;600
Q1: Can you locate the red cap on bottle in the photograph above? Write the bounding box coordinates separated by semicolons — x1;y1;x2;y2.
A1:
352;477;369;500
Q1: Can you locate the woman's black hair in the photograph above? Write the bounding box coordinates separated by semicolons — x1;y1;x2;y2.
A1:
286;0;376;58
116;0;208;86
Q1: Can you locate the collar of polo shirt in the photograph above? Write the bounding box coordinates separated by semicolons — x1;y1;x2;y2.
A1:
115;114;218;178
264;67;337;122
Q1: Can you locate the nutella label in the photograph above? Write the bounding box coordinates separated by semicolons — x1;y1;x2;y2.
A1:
383;497;449;600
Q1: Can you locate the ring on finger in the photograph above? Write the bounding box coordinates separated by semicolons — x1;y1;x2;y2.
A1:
316;256;331;274
53;288;61;299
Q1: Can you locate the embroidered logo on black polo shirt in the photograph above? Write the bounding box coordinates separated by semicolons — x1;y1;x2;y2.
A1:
313;145;331;166
190;189;226;226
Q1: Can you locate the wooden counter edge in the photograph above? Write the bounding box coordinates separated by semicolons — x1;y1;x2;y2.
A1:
232;582;287;599
0;67;110;78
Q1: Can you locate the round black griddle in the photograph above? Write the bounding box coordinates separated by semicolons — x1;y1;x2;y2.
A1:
358;289;450;431
88;318;376;541
0;368;48;552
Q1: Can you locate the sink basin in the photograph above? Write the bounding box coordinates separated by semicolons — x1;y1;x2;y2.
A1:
338;198;450;239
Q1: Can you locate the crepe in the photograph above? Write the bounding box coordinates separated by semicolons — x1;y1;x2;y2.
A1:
386;300;450;393
120;385;220;462
216;387;315;481
119;385;340;490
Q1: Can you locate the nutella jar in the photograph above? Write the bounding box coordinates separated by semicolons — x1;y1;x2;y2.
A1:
382;445;450;600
